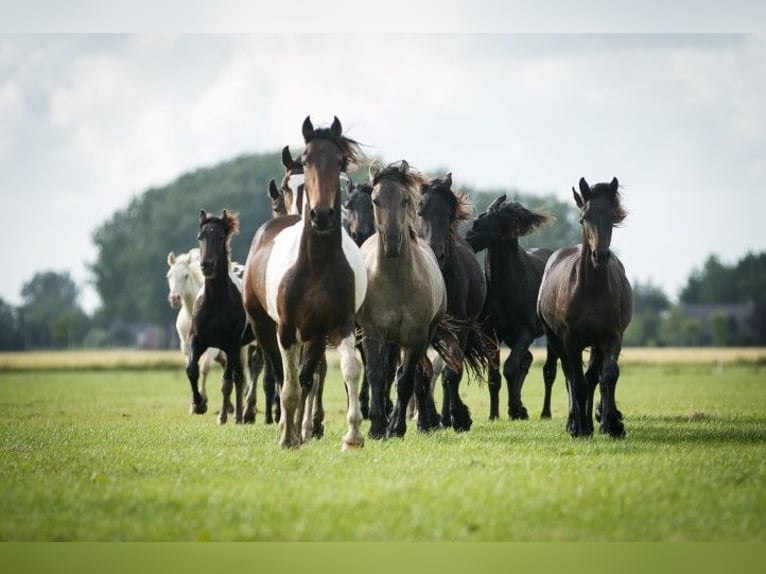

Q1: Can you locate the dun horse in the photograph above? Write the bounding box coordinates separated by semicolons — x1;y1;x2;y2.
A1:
186;210;254;424
465;196;558;420
418;173;492;431
357;161;448;438
537;177;633;438
243;116;367;449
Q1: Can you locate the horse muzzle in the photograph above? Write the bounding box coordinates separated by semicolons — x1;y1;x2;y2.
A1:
168;295;182;309
310;207;335;233
592;249;611;268
382;232;403;258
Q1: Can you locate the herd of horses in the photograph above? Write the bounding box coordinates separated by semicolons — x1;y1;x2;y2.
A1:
165;116;633;449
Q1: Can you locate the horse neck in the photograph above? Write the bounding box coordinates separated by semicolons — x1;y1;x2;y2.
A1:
180;264;204;312
203;259;233;300
577;232;609;288
486;236;522;281
299;198;343;263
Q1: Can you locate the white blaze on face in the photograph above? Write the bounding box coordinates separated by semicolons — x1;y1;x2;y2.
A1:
286;174;305;215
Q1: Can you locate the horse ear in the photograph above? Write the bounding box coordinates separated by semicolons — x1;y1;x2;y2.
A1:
268;179;280;200
487;194;506;212
578;177;591;201
167;251;176;266
369;161;380;183
302;116;314;142
281;145;294;169
199;209;208;225
610;177;619;193
399;160;409;174
444;172;453;188
572;187;584;209
331;116;342;138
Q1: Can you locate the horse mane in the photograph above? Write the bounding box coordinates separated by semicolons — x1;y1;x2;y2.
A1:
587;181;628;227
370;160;429;229
496;201;556;238
200;210;240;257
423;175;474;236
306;127;365;172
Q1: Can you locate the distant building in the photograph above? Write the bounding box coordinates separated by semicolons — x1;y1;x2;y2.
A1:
680;302;756;345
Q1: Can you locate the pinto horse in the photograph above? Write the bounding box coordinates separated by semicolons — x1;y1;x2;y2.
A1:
418;173;492;431
465;195;559;420
187;210;255;424
243;116;367;449
357;161;449;438
537;177;633;438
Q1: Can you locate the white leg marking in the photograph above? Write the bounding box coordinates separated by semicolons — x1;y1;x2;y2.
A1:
279;343;302;448
339;334;364;450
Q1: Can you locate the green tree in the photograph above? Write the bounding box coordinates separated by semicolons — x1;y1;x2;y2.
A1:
0;298;24;350
19;271;89;349
90;152;287;330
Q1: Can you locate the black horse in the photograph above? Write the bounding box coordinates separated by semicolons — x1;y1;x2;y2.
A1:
418;173;492;431
537;177;633;438
466;195;559;420
187;209;254;424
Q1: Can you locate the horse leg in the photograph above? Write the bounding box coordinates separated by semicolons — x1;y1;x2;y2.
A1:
540;342;558;419
387;344;425;438
444;329;472;432
358;345;370;420
311;355;327;439
298;340;325;442
362;337;390;439
338;334;364;450
277;341;302;448
243;344;263;424
598;340;626;438
562;337;590;438
585;348;603;424
186;337;208;415
414;355;440;433
487;342;502;421
505;334;534;420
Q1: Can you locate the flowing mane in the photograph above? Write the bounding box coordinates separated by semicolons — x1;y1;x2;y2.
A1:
423;174;474;237
584;181;628;226
370;160;428;229
304;127;365;172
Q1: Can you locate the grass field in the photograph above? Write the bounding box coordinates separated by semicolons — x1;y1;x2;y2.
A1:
1;348;765;541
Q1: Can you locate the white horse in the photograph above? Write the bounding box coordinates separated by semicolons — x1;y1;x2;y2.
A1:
166;248;258;412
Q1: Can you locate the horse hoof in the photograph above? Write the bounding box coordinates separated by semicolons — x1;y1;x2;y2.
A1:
342;439;364;451
601;420;625;438
243;411;255;424
217;415;227;425
540;411;552;419
313;424;325;439
190;401;207;415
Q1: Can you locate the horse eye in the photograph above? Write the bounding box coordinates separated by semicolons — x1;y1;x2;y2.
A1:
401;198;409;206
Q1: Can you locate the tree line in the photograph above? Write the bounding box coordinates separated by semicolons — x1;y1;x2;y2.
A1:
2;150;764;350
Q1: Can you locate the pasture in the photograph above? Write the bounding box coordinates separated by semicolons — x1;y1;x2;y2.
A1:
1;348;765;541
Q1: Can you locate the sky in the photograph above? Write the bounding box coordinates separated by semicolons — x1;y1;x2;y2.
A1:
1;2;765;313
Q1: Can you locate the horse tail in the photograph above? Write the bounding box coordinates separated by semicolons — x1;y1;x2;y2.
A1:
429;314;463;373
460;319;495;383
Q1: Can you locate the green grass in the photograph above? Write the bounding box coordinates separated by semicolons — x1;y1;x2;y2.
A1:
1;360;765;541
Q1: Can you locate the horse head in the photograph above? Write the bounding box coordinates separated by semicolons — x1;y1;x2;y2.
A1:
369;160;422;258
280;145;303;215
300;116;362;234
344;179;375;246
166;249;202;309
419;173;473;266
572;177;626;270
198;209;239;279
267;179;287;218
466;195;554;252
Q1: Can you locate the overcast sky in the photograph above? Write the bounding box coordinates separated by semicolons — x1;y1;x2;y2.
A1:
1;4;764;313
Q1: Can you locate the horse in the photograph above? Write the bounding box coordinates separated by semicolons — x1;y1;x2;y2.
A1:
280;144;304;215
342;178;384;420
242;116;367;449
465;195;559;420
166;248;224;403
357;160;450;438
418;173;492;431
187;209;255;424
167;248;262;419
537;177;633;438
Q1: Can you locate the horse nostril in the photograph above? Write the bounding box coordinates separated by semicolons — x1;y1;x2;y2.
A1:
328;208;334;218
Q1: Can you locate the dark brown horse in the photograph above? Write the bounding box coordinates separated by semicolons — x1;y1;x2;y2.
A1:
418;173;492;431
537;177;633;438
357;161;448;438
465;195;559;420
187;210;254;424
242;116;367;449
